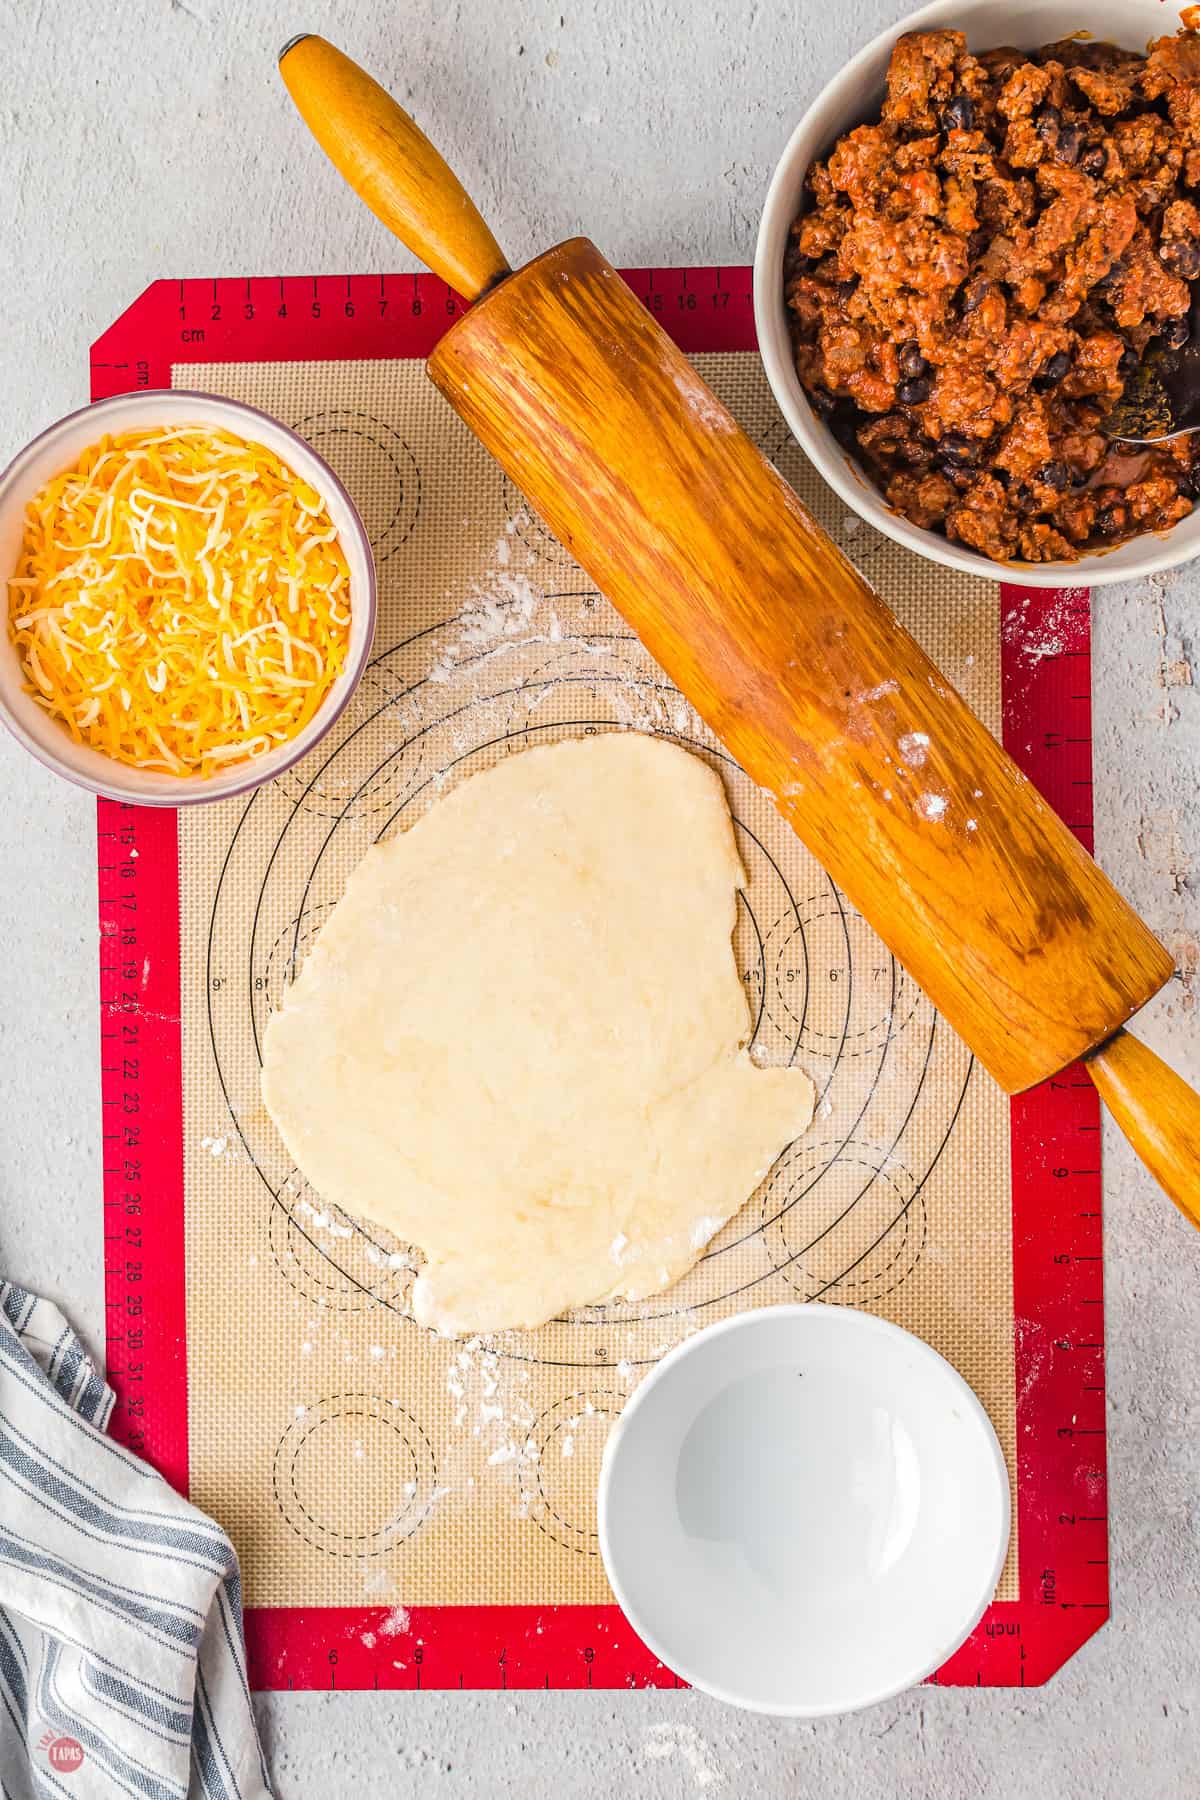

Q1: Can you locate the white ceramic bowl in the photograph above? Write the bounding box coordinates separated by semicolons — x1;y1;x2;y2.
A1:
597;1305;1009;1716
0;389;376;803
754;0;1200;587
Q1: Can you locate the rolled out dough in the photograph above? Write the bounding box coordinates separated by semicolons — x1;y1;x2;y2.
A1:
262;733;814;1334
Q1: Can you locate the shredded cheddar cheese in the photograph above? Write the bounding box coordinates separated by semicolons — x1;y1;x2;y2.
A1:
7;425;352;777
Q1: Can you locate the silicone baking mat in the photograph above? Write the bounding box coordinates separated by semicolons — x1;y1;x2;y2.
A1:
92;271;1108;1689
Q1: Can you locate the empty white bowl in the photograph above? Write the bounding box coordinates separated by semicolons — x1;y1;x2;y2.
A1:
597;1305;1009;1715
754;0;1200;586
0;389;376;803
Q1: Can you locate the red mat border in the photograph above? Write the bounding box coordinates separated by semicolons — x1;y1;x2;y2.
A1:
93;269;1107;1691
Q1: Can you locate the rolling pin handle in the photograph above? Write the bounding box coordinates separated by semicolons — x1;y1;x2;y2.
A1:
279;33;512;304
1085;1029;1200;1229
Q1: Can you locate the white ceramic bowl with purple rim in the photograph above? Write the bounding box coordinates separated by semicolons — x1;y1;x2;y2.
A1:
0;389;376;804
753;0;1200;587
597;1304;1010;1716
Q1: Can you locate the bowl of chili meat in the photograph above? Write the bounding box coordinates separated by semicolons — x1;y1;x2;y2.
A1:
754;0;1200;583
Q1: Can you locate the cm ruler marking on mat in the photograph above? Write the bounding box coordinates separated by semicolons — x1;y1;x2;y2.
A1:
90;269;756;397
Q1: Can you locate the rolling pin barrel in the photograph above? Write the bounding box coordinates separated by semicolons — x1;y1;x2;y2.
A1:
280;34;1200;1218
427;236;1170;1093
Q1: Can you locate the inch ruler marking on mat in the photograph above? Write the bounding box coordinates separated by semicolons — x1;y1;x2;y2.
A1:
97;801;188;1493
242;1605;675;1693
1002;584;1110;1666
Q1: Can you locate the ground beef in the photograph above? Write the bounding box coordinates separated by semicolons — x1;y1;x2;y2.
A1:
785;20;1200;563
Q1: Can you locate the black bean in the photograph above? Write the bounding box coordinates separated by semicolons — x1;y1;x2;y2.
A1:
1118;344;1140;376
1055;123;1083;166
899;340;928;378
961;275;995;317
809;387;838;418
1162;314;1192;350
1035;103;1062;143
898;441;933;470
1038;460;1069;490
898;377;932;405
1040;349;1072;384
1097;505;1126;537
1014;482;1034;508
939;433;978;468
1070;467;1091;490
967;229;990;261
1162;238;1200;280
1081;145;1106;178
941;94;974;132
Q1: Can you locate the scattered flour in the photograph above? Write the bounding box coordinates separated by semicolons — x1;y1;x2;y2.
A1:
294;1197;353;1240
1001;584;1088;663
364;1246;415;1272
898;730;930;768
426;572;542;685
670;364;735;433
642;1722;726;1790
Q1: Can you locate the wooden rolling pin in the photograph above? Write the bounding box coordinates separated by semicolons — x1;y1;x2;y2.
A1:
279;33;1200;1223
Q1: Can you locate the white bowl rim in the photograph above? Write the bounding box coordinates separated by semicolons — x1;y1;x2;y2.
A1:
752;0;1200;587
596;1301;1012;1717
0;387;377;804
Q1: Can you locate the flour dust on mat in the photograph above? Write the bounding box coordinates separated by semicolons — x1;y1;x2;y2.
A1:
181;349;1015;1614
261;733;814;1334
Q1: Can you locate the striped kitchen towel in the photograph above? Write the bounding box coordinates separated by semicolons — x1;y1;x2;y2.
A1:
0;1282;271;1799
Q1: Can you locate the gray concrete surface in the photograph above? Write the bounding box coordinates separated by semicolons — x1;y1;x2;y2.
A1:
2;0;1198;1793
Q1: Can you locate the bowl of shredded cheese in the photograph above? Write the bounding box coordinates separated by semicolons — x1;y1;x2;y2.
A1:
0;390;376;802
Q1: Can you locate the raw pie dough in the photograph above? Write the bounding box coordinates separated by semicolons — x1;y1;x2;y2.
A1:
262;734;814;1334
